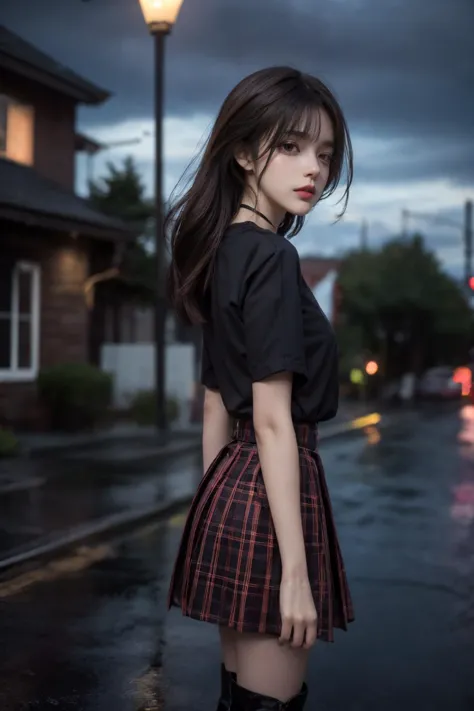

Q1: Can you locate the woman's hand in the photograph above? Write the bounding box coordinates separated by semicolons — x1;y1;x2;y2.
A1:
279;576;318;649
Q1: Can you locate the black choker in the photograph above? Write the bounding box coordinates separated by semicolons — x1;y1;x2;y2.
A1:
239;204;275;229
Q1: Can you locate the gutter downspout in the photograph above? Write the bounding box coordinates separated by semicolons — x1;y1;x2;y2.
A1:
84;239;126;309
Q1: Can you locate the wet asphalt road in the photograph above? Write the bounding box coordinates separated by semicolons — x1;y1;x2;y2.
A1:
1;406;474;710
0;441;201;564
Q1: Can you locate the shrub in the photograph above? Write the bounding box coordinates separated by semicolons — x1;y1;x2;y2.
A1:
0;428;20;458
37;363;113;432
129;390;180;426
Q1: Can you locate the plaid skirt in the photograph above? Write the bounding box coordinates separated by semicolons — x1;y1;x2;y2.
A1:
167;419;354;642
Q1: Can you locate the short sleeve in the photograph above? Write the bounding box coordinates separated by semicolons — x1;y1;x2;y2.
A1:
200;333;218;389
242;244;308;384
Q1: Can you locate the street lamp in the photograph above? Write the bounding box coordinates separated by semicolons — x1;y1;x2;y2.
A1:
138;0;184;438
138;0;184;31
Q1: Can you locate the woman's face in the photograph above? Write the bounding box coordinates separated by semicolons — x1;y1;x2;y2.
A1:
238;108;335;226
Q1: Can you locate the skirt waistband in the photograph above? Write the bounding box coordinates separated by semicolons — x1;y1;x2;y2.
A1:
232;419;319;452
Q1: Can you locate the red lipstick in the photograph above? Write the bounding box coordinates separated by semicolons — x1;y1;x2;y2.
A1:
294;185;315;200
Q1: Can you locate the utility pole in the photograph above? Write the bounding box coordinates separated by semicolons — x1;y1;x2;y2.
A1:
402;205;474;292
464;199;473;288
401;209;409;239
360;219;368;250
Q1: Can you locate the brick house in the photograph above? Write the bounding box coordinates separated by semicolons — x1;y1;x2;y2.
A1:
0;25;134;428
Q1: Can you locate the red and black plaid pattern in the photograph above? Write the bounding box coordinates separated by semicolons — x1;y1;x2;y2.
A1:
167;419;354;642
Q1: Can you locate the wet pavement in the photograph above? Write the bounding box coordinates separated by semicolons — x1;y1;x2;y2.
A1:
0;450;202;564
0;522;170;710
0;406;473;710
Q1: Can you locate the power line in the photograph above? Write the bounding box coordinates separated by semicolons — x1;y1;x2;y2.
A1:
402;209;463;233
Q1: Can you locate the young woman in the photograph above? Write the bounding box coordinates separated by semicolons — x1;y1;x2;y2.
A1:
166;66;354;711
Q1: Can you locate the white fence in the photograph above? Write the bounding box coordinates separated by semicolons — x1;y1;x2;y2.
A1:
101;343;195;424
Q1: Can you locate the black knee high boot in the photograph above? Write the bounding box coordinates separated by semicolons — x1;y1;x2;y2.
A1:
216;663;237;711
231;678;308;710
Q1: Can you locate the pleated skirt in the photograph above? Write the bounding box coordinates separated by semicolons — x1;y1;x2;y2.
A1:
167;419;354;642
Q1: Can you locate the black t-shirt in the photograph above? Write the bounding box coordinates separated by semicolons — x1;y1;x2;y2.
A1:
201;222;339;423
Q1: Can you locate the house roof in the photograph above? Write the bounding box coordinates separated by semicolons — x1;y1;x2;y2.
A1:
0;25;109;105
0;158;134;242
75;132;106;155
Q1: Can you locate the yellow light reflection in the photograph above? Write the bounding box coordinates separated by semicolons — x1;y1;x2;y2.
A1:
365;425;381;445
351;413;381;429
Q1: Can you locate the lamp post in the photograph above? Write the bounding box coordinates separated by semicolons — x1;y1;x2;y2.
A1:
138;0;184;438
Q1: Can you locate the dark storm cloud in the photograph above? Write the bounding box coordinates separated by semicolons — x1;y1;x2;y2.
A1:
355;137;474;186
1;0;473;185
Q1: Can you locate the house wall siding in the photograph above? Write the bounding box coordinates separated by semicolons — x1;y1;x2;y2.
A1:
41;243;89;366
299;257;340;291
2;69;76;189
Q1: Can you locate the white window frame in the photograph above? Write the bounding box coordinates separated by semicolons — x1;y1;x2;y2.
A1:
0;261;41;382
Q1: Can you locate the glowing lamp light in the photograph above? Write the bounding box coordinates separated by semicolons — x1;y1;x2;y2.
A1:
350;368;364;385
138;0;184;32
365;360;379;376
469;276;474;290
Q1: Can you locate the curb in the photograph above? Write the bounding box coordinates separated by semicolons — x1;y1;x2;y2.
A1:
0;412;385;577
0;477;45;495
56;437;202;470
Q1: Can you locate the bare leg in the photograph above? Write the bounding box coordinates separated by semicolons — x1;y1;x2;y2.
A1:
219;625;238;673
215;627;237;711
235;631;309;702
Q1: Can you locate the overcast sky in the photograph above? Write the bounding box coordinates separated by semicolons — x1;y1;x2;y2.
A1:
1;0;473;273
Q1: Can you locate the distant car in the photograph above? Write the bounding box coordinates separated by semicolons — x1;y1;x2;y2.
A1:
417;367;463;400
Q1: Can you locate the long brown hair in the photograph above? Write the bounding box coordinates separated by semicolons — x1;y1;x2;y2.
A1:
166;66;353;324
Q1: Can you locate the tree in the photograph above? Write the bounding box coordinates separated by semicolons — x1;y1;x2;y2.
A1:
89;156;153;227
89;157;155;299
337;234;473;378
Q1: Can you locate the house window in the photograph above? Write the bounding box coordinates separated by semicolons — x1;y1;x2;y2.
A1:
0;97;7;154
0;262;41;381
0;94;34;166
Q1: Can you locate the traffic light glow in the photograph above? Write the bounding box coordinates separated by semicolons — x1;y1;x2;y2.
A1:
365;360;379;376
453;367;472;396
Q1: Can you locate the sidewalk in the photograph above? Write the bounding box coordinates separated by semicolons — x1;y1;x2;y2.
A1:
0;402;386;577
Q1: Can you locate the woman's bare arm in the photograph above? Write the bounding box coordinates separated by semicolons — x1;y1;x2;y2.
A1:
252;373;307;578
202;386;232;473
253;372;317;647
